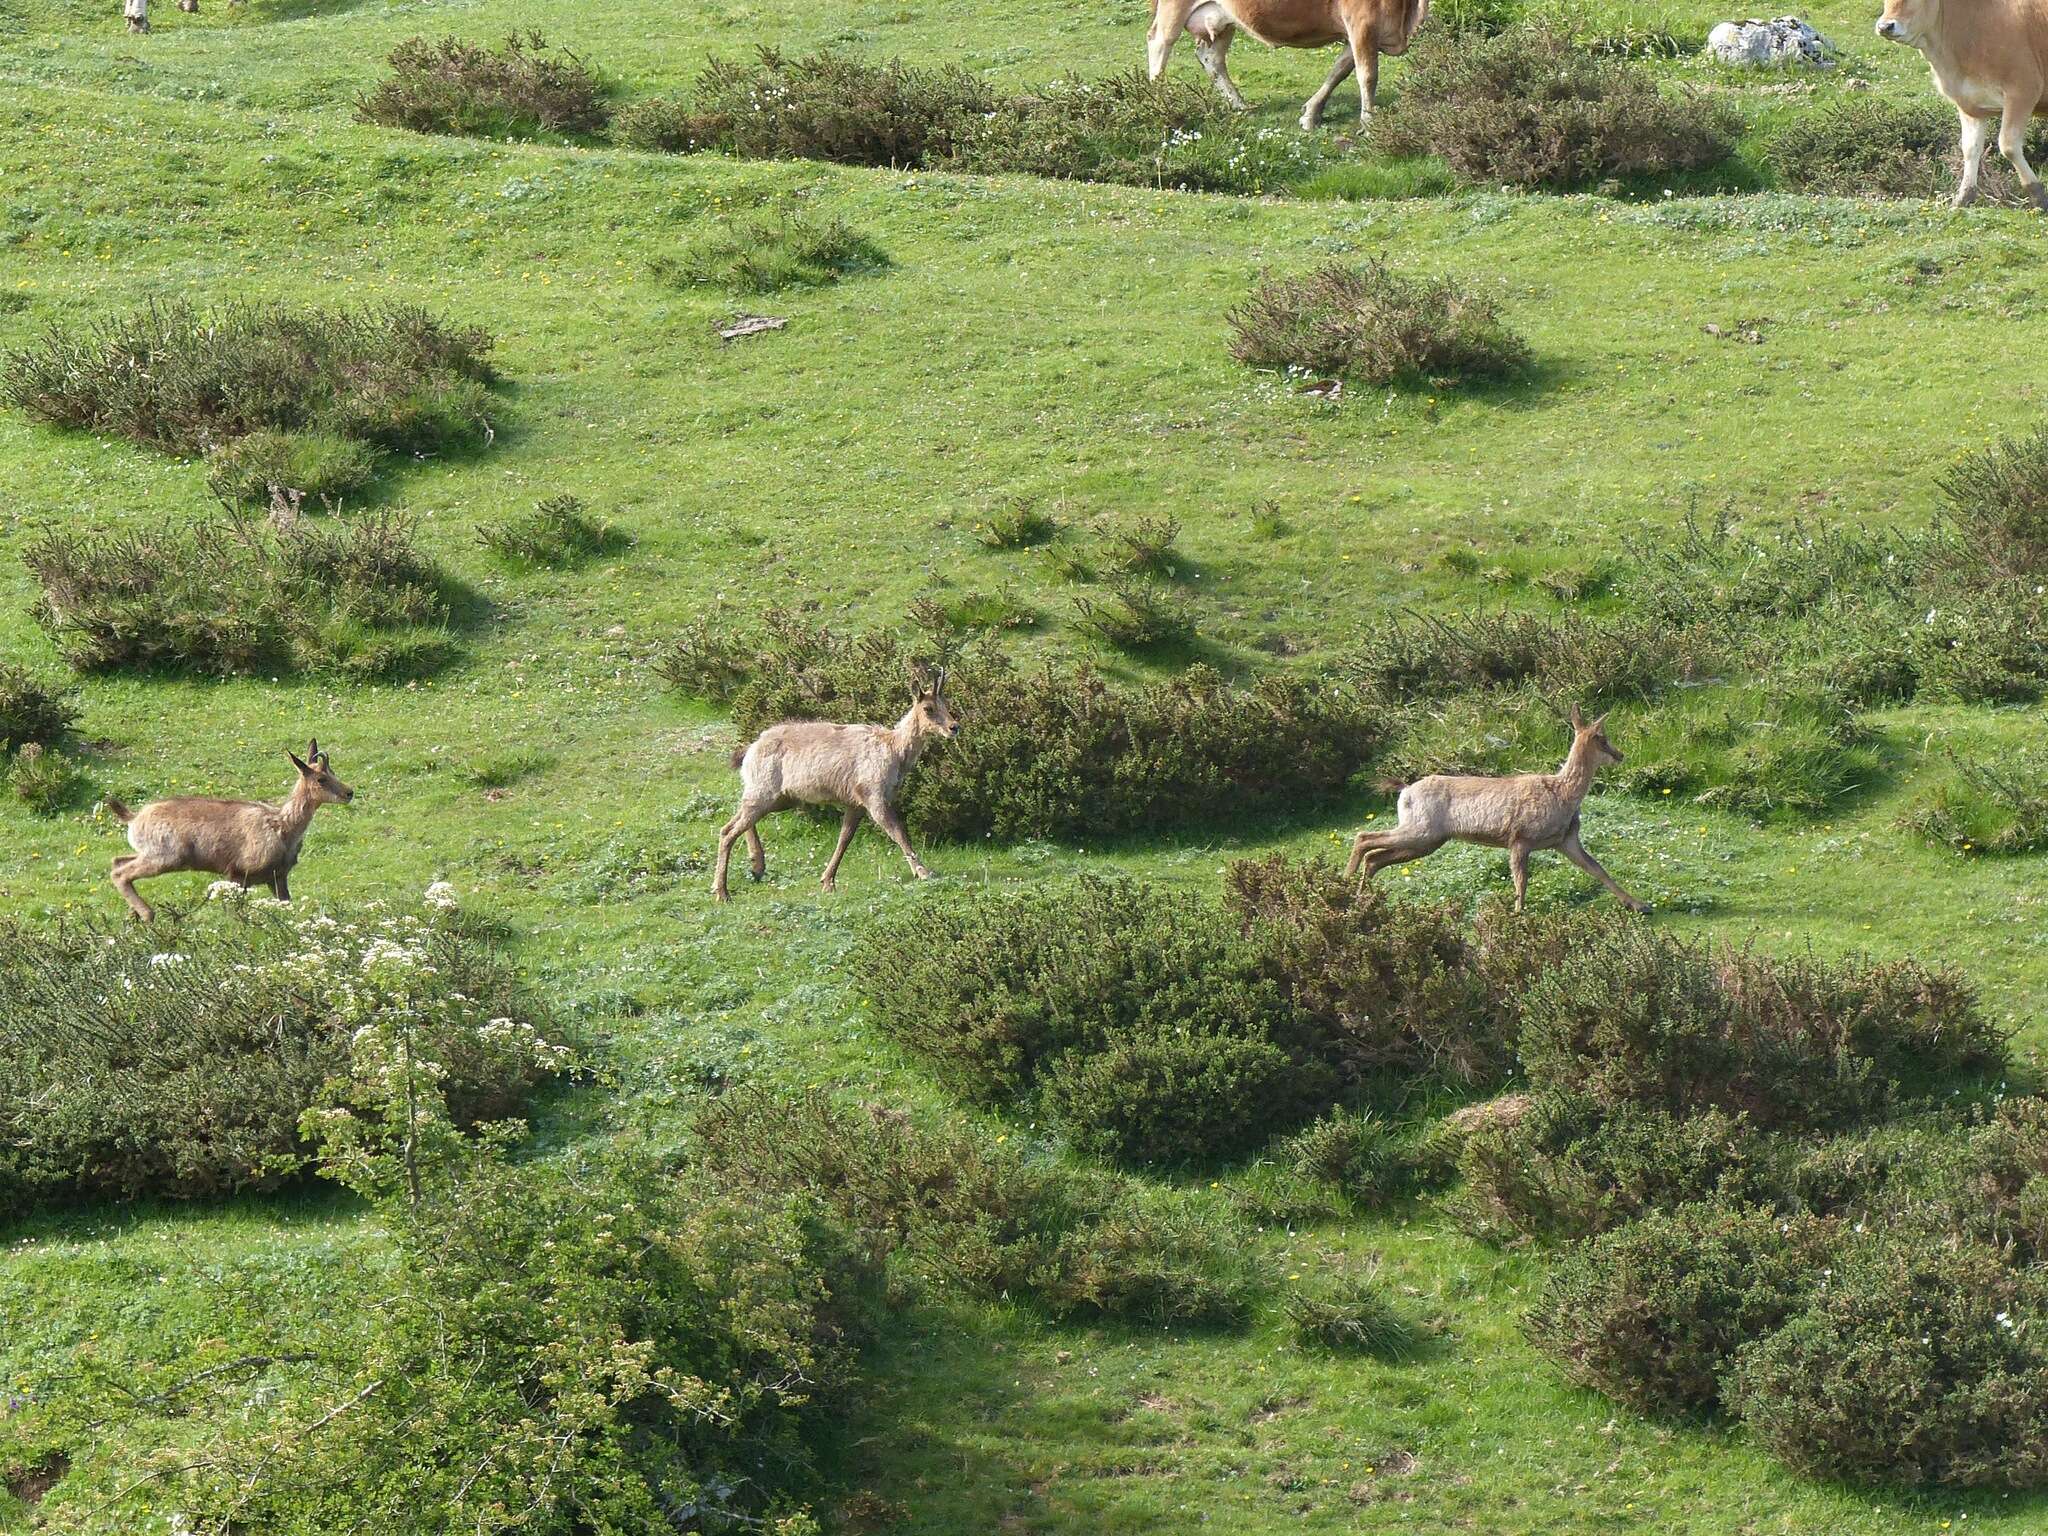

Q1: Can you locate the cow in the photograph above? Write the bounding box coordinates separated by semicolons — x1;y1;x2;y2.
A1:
1875;0;2048;209
1147;0;1432;132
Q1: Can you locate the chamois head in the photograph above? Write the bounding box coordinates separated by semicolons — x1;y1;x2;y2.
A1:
909;670;959;741
1569;706;1623;766
287;739;355;805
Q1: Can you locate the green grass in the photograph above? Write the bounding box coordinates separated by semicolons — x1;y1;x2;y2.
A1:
3;0;2048;1531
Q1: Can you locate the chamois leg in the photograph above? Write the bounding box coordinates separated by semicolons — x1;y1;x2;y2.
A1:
1346;826;1396;877
1148;0;1198;79
1997;93;2048;211
820;807;862;892
1359;835;1445;879
1508;841;1531;913
1191;18;1248;110
112;855;164;921
1954;109;1992;207
869;799;932;881
1559;826;1649;913
714;802;772;902
1301;47;1356;131
271;871;291;902
746;826;767;881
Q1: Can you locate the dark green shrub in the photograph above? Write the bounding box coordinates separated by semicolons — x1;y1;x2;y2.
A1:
1765;96;1957;198
976;501;1062;550
24;513;455;678
1529;1203;1838;1417
1902;750;2048;855
1342;610;1707;707
1071;575;1195;653
3;300;496;459
695;1089;1256;1325
1943;425;2048;577
1515;924;1999;1130
657;615;1386;840
1228;259;1529;387
1038;1020;1320;1166
662;47;993;165
477;493;628;569
1287;1273;1417;1358
656;211;887;293
1281;1108;1405;1204
356;32;611;139
1368;25;1737;188
7;743;88;816
1606;680;1878;819
1224;856;1514;1089
1456;1096;1784;1242
0;663;75;752
0;897;558;1219
1728;1239;2048;1488
205;428;379;510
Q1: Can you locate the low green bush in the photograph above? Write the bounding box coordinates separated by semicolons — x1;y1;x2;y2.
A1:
695;1089;1257;1325
205;428;380;510
0;894;560;1220
1342;610;1706;707
1228;259;1529;388
1728;1238;2048;1488
658;615;1386;841
1528;1202;1837;1416
1765;96;1957;198
477;494;629;569
1901;750;2048;855
24;512;457;678
1070;575;1195;654
4;299;496;461
1287;1273;1417;1358
656;211;887;293
7;743;89;816
1368;25;1737;189
1944;425;2048;578
356;32;611;139
0;663;75;752
1515;926;2000;1131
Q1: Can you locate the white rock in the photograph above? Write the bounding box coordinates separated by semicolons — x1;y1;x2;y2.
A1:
1708;16;1834;66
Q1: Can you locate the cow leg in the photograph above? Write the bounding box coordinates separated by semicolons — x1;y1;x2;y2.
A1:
1302;47;1356;131
1351;29;1382;120
1148;0;1199;79
1997;93;2048;210
1189;11;1248;109
1954;110;1993;207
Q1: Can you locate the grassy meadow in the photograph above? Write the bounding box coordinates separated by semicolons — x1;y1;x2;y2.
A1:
3;0;2046;1530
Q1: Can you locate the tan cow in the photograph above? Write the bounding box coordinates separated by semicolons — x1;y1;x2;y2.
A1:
1876;0;2048;209
1148;0;1431;131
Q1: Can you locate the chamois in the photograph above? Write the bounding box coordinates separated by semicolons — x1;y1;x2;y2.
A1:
107;741;354;920
1345;706;1649;913
714;673;958;903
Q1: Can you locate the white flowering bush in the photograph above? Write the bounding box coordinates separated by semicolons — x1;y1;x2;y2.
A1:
0;891;564;1218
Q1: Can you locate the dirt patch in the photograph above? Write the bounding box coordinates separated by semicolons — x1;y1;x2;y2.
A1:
5;1452;69;1507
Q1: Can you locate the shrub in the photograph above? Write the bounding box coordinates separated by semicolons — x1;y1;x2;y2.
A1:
24;513;456;678
0;894;560;1220
1038;1020;1318;1166
1605;681;1878;819
205;428;379;510
1342;610;1706;707
1368;25;1737;188
695;1089;1257;1325
657;614;1387;840
1228;260;1529;388
657;47;993;165
1071;575;1195;653
977;501;1062;550
1101;514;1181;577
1943;425;2048;578
477;493;628;569
1287;1272;1417;1358
1280;1108;1434;1209
1765;96;1957;198
1528;1203;1837;1417
1515;924;2000;1130
1455;1096;1785;1242
1728;1238;2048;1488
8;743;88;816
0;663;75;752
356;32;610;139
657;211;887;294
4;300;495;460
1902;750;2048;855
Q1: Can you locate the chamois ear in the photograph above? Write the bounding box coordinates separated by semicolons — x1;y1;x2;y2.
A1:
287;749;312;775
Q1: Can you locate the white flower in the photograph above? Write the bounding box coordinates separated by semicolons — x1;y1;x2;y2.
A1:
205;880;244;902
423;881;459;911
148;952;189;968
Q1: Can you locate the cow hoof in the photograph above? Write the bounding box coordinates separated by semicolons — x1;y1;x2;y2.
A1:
1952;188;1979;209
